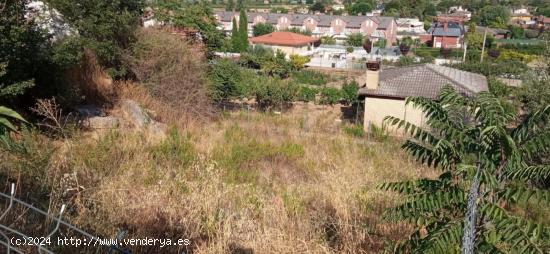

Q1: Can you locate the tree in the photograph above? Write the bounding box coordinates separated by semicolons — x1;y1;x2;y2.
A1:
236;0;245;11
209;59;242;102
319;87;341;106
341;80;359;105
479;5;510;28
1;0;50;101
309;2;325;13
238;9;249;52
252;23;275;37
348;2;373;16
517;47;550;112
381;87;550;253
346;33;364;47
231;17;240;52
399;36;414;55
226;0;235;11
171;3;225;57
509;25;525;39
46;0;144;78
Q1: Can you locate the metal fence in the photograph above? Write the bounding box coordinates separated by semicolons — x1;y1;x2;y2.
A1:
0;183;131;254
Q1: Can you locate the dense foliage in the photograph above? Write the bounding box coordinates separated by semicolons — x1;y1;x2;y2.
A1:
382;87;550;253
46;0;144;78
0;0;51;102
346;33;364;47
252;23;275;37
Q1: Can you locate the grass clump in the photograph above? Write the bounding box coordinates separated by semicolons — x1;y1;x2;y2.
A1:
343;124;365;138
214;125;305;184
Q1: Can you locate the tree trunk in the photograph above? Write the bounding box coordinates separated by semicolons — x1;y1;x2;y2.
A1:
461;165;481;254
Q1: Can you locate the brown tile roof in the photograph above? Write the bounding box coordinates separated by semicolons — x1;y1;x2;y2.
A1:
359;64;488;99
249;31;319;47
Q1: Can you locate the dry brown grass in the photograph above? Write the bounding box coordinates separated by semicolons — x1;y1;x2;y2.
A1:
2;80;436;254
64;49;116;105
0;102;437;254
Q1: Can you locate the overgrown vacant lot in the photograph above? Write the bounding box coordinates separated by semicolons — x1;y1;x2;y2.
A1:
1;103;436;253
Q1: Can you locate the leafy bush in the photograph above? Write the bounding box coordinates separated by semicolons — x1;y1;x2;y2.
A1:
289;55;310;70
291;70;328;86
208;59;242;102
254;78;298;109
48;0;144;78
319;87;341;105
321;36;336;45
253;23;275;36
297;86;317;102
396;56;417;66
524;29;540;39
343;124;364;138
374;39;386;48
346;33;364;47
341;80;359;105
497;50;536;63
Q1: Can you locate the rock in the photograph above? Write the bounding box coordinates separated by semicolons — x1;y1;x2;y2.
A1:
146;121;168;144
87;116;120;129
121;99;150;128
76;104;103;117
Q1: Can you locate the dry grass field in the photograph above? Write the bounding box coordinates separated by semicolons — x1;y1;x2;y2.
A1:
0;99;437;253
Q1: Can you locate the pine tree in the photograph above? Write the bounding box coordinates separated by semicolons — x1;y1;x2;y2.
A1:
238;10;249;52
231;17;239;52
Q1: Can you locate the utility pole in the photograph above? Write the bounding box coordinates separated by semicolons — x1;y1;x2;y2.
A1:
462;42;468;62
480;26;487;62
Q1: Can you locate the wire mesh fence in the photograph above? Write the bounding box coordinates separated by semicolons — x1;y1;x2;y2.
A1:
0;183;131;254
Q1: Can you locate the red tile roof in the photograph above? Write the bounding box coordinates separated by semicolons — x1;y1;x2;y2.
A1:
249;31;319;47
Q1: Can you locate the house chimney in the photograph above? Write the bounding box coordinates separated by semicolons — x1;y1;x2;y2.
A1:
365;59;380;90
443;21;448;31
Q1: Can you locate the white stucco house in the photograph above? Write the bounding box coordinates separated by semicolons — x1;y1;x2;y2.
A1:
358;62;488;134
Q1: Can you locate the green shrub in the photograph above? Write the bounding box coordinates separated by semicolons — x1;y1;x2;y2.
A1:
208;59;242;102
319;87;341;105
151;128;196;169
254;78;298;109
291;70;328;86
396;56;416;66
341;80;359;105
343;124;364;138
321;36;336;45
252;23;275;36
297;86;317;102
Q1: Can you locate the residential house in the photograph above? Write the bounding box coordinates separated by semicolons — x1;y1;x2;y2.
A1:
534;15;550;29
358;62;488;134
426;20;464;48
447;6;472;21
396;18;426;34
248;31;320;56
214;11;398;47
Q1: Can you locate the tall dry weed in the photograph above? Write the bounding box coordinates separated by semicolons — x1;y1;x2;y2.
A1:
125;28;215;122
